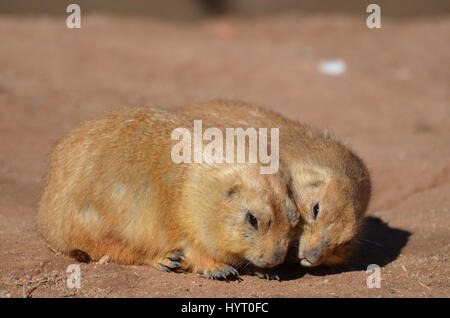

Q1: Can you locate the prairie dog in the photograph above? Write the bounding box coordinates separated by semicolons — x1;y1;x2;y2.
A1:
180;100;371;267
37;107;299;279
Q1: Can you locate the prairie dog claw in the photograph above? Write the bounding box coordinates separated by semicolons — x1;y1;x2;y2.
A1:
204;265;239;280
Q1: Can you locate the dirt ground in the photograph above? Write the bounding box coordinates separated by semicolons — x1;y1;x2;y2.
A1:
0;13;449;298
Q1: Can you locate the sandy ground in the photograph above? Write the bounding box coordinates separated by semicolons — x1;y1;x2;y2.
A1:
0;13;449;298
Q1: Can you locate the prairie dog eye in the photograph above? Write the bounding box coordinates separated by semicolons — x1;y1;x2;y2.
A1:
343;239;353;246
246;211;258;230
313;203;320;220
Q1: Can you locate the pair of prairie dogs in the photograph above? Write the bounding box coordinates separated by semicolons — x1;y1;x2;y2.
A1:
37;100;371;279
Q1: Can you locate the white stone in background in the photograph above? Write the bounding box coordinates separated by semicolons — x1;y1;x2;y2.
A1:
318;59;347;76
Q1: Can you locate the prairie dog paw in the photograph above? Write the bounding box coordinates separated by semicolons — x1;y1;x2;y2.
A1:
241;265;280;281
203;264;239;280
156;251;184;272
253;270;280;281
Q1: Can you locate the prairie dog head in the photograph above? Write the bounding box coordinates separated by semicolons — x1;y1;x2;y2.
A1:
183;163;299;269
288;165;370;267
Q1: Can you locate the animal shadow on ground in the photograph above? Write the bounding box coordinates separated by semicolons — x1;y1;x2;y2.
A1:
271;216;411;281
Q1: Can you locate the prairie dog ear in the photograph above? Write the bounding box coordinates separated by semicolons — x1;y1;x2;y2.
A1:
293;165;330;188
287;165;331;203
214;165;246;197
226;184;241;198
285;196;300;226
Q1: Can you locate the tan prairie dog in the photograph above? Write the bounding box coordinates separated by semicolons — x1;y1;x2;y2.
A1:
180;100;371;267
37;107;300;279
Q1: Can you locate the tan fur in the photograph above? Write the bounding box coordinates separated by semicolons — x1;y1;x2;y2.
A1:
37;107;299;278
180;100;371;267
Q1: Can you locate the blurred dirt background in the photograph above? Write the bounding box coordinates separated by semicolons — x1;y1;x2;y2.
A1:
0;1;449;297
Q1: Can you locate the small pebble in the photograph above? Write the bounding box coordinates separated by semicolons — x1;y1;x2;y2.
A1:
98;255;110;265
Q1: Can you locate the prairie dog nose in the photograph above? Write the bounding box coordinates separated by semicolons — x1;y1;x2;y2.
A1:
272;247;286;264
262;246;286;268
299;248;322;267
